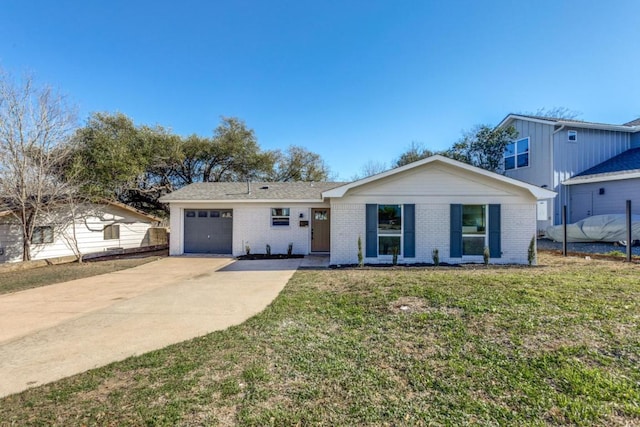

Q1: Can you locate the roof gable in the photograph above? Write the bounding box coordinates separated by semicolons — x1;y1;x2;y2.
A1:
323;155;556;200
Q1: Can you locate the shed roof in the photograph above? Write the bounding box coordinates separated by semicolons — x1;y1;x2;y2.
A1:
158;181;346;202
563;148;640;185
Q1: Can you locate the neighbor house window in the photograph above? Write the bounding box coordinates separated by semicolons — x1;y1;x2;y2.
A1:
378;204;402;255
462;205;486;256
568;130;577;142
32;226;54;244
504;137;529;170
271;208;290;226
104;224;120;240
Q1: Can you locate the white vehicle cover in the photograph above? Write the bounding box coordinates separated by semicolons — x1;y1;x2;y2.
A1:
545;214;640;243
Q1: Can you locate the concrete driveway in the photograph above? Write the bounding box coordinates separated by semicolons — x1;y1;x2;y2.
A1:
0;256;302;398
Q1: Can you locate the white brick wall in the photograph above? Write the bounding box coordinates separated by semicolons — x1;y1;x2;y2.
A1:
329;201;537;265
233;206;312;256
500;203;537;264
415;204;450;263
330;203;365;265
169;203;327;256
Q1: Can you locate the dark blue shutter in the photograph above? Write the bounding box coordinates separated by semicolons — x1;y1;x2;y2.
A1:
450;204;462;258
366;204;378;257
403;204;415;258
489;204;501;258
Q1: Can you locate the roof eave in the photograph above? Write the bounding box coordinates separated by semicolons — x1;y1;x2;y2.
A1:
563;171;640;185
496;114;558;129
159;198;326;204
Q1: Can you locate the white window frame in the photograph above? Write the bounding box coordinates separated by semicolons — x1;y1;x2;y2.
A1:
461;205;488;257
377;204;403;257
504;137;530;170
271;208;290;227
568;130;577;142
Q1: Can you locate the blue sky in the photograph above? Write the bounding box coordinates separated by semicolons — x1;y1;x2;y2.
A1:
1;0;639;179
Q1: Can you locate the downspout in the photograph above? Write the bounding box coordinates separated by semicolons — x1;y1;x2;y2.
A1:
551;125;566;224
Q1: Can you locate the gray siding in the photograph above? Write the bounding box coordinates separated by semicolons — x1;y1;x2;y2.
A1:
505;119;554;188
504;119;555;231
553;127;630;224
568;179;640;222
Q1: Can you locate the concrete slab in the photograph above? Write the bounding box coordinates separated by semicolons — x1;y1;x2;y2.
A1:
0;257;301;398
299;255;330;269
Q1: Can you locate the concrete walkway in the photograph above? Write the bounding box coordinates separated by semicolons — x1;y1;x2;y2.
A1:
0;256;302;398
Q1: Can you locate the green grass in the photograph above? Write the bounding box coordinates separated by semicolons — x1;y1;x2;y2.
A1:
1;254;639;426
0;257;162;295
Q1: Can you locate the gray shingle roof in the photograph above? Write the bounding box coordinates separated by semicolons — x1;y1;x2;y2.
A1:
159;182;348;202
623;118;640;126
574;148;640;178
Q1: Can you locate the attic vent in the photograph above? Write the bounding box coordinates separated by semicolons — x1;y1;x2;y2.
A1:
260;186;269;190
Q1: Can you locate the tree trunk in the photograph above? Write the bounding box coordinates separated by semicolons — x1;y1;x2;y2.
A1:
22;235;31;261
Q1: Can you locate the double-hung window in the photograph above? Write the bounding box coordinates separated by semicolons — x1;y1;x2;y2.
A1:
271;208;290;226
32;226;54;244
104;224;120;240
462;205;486;256
377;204;402;255
504;137;529;170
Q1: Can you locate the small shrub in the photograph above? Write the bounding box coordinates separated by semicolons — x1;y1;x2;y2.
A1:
528;235;536;266
287;243;293;256
392;246;399;266
483;246;490;265
245;244;251;255
266;244;271;256
357;236;364;267
432;248;440;266
608;250;625;258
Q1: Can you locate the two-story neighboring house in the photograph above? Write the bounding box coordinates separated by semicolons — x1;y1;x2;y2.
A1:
497;114;640;233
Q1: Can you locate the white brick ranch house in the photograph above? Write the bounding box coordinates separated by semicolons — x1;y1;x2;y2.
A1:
159;155;556;265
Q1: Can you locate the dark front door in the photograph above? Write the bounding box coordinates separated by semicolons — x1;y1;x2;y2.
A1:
184;209;233;254
311;208;330;252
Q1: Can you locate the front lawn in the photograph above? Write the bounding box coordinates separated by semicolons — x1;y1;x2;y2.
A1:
1;254;639;426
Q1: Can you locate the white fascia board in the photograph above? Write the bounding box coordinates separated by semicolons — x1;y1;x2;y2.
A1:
563;171;640;185
160;199;325;204
323;155;557;201
496;114;558;129
558;121;637;133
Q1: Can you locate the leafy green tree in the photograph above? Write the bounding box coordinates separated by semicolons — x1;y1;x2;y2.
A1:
68;114;330;213
269;145;330;182
443;124;518;173
67;112;181;213
393;142;436;168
